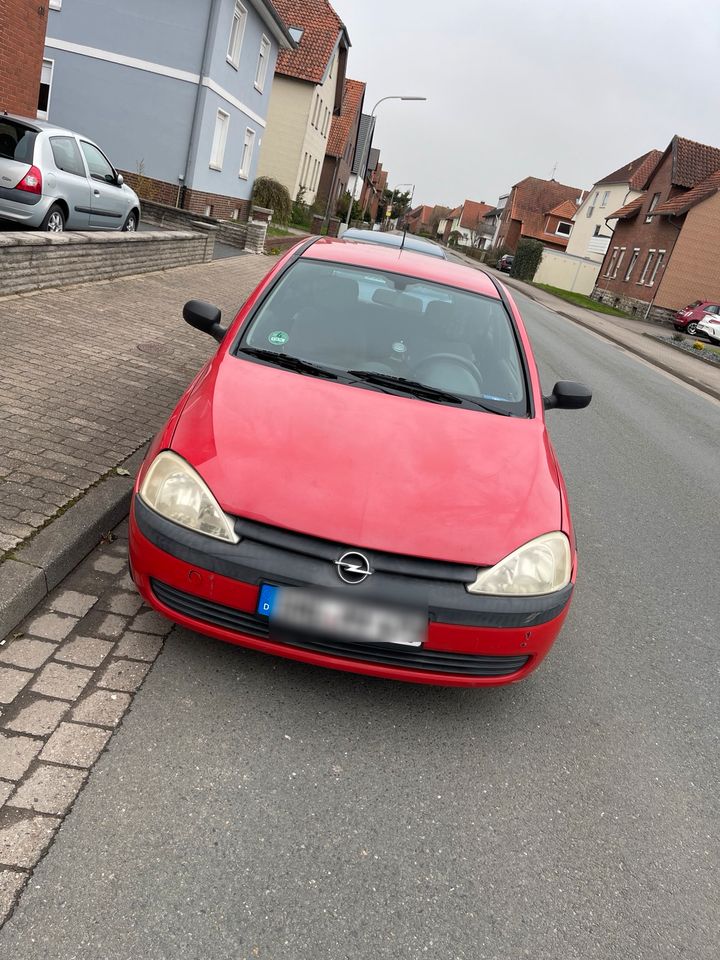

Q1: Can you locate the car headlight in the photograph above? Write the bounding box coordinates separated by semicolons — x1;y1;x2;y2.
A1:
466;532;571;596
139;451;239;543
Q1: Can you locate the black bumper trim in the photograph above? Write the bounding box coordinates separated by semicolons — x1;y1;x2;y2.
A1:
151;579;530;677
135;496;572;629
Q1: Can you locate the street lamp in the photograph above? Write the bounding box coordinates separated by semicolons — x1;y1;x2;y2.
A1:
345;95;427;228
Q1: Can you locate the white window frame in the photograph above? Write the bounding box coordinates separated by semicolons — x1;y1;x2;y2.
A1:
645;192;661;223
300;152;309;188
49;0;62;9
605;246;619;278
227;2;247;69
239;127;255;179
600;190;610;208
586;192;599;218
37;58;54;120
254;35;271;92
209;109;230;170
648;249;665;286
638;249;655;284
612;247;626;278
624;248;640;281
555;220;572;237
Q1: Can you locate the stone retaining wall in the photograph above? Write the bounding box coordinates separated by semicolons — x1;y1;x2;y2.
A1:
0;230;214;297
141;199;269;254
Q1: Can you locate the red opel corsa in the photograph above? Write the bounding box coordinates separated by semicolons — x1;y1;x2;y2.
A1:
128;238;591;686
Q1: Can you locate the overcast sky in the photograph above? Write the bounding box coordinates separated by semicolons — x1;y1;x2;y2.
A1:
330;0;720;208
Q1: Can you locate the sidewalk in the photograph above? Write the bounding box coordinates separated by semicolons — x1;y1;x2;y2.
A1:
451;251;720;402
0;255;277;636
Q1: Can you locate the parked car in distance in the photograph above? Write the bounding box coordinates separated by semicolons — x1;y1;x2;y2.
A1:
0;114;140;232
673;300;720;336
129;237;592;688
342;227;447;258
497;254;514;273
695;313;720;344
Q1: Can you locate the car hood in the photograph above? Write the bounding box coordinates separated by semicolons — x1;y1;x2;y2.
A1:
170;357;562;566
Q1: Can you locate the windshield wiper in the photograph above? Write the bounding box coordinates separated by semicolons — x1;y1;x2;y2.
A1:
239;347;339;380
346;370;463;404
347;370;511;415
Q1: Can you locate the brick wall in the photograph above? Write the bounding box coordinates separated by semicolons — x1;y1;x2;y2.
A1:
118;172;251;222
0;0;48;117
593;152;683;310
655;190;720;310
0;231;214;297
119;171;179;207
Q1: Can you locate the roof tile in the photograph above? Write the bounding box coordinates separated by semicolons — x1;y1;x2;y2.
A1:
654;169;720;216
459;200;494;229
595;149;663;190
273;0;347;84
607;195;644;220
326;78;365;157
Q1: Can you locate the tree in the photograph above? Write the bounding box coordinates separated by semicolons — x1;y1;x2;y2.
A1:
510;239;544;280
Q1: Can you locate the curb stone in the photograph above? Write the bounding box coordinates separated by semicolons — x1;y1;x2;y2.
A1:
0;447;146;643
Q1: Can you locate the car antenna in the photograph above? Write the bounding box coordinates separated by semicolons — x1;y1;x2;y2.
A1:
400;226;408;252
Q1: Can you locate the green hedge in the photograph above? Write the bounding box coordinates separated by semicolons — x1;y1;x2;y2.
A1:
251;177;292;225
510;239;543;281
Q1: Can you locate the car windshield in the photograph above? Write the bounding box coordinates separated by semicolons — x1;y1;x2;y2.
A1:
0;120;37;163
237;258;528;416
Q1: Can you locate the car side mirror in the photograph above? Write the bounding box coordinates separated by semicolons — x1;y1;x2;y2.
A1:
183;300;226;343
116;173;124;186
544;380;592;410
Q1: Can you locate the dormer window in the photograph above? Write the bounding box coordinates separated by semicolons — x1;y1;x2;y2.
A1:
289;26;304;43
645;192;661;222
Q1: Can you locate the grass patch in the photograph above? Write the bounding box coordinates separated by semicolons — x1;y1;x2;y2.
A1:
266;225;292;238
532;283;630;318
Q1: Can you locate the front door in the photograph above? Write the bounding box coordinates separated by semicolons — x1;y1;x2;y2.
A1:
79;140;127;229
47;136;90;228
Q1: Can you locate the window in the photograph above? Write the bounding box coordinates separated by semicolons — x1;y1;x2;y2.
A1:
204;204;213;217
227;3;247;68
645;192;661;222
555;221;572;236
612;247;626;278
80;141;116;182
49;0;62;8
600;190;611;208
605;247;620;277
648;249;665;285
312;94;321;128
255;35;270;91
231;208;240;220
288;26;304;43
638;250;655;284
586;192;599;218
329;55;335;79
209;109;229;170
0;119;38;162
300;152;309;187
624;248;640;281
239;127;255;179
37;59;53;119
50;136;85;177
593;225;602;236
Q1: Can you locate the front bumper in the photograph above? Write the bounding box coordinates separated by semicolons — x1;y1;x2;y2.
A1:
129;496;573;687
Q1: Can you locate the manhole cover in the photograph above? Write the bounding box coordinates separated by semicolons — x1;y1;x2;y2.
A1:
137;342;166;356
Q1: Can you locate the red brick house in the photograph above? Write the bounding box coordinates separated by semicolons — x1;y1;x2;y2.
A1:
405;205;434;235
360;152;389;222
495;177;583;253
593;135;720;319
0;0;49;117
317;78;365;217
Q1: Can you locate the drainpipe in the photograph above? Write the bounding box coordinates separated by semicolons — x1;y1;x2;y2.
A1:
181;0;221;209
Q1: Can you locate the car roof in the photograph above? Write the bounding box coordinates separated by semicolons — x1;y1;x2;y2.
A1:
342;229;446;258
0;112;83;139
300;237;502;299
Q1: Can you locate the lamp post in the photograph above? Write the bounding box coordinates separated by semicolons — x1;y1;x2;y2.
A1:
344;95;426;228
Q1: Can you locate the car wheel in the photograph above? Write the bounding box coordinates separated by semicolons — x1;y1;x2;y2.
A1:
673;324;685;332
123;211;138;232
687;321;699;335
42;205;65;232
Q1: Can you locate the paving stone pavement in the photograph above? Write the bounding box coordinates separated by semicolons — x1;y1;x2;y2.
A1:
0;519;168;925
0;254;278;557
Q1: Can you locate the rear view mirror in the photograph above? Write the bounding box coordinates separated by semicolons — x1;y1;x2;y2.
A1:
544;381;592;410
116;173;124;186
183;300;226;343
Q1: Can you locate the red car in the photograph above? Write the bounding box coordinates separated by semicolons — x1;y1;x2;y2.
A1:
129;238;591;687
673;300;720;335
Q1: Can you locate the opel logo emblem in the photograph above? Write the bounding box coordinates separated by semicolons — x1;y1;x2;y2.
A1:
334;551;372;584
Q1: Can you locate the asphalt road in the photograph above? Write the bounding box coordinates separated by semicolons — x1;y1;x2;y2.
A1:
2;292;719;959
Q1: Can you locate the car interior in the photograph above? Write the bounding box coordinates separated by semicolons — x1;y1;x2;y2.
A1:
242;260;525;405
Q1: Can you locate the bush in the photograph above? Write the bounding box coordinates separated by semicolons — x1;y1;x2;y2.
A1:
251;177;292;225
693;340;704;351
510;239;544;281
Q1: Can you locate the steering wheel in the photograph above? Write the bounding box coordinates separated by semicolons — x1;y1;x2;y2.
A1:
410;353;484;393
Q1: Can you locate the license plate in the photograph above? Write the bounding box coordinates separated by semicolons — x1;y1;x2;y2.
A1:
257;584;426;647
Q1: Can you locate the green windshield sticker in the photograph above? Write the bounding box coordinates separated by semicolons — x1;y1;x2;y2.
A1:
268;330;289;345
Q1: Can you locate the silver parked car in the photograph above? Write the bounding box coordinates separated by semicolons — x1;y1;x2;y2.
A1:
0;114;140;232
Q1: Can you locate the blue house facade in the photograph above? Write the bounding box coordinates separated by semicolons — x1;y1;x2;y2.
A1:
42;0;294;218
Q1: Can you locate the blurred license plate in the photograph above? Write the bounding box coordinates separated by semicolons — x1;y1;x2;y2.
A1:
257;584;425;647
